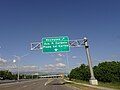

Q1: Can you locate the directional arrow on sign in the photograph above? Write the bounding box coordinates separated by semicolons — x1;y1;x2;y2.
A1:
62;37;64;40
54;48;58;51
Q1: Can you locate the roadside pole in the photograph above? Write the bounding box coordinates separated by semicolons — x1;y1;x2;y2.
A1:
13;54;29;81
84;37;98;85
66;52;70;75
13;59;19;81
17;58;20;81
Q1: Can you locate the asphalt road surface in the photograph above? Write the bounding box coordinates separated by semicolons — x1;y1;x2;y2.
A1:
0;79;78;90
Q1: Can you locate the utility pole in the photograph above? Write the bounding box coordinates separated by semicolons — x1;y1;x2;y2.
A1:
66;52;70;75
84;37;98;85
13;59;19;81
13;54;29;81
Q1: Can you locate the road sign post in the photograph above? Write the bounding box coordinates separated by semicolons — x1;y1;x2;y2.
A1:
84;37;98;85
42;36;70;53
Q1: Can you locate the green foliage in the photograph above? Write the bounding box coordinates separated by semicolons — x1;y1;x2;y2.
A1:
0;70;14;80
0;70;37;80
69;64;90;81
94;61;120;82
69;61;120;83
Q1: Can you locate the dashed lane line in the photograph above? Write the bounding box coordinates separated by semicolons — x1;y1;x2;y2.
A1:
23;85;27;88
44;78;54;86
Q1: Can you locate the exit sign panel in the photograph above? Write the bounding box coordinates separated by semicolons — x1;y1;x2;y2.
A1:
42;36;70;53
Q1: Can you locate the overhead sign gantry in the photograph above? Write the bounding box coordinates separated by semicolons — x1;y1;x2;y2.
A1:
31;36;98;85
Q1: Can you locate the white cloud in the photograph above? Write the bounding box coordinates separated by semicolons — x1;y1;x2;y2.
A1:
76;63;81;67
42;63;66;73
49;64;55;67
58;53;64;57
45;64;55;68
45;65;48;67
0;58;7;63
0;58;66;73
22;65;38;68
55;58;61;62
8;65;17;69
0;58;8;69
56;63;66;67
45;63;66;68
72;56;77;59
7;65;40;72
17;65;39;72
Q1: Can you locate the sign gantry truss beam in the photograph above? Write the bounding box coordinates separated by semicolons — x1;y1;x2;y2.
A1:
31;39;84;50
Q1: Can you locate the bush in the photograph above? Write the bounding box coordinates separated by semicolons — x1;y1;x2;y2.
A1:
69;64;90;81
69;61;120;83
94;61;120;82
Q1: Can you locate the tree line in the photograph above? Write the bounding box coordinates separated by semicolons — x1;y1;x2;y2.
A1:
0;70;38;80
69;61;120;83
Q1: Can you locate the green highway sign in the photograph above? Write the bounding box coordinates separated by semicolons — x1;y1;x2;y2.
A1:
42;36;70;53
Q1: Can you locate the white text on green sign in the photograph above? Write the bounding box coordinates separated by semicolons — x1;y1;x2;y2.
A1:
42;36;70;53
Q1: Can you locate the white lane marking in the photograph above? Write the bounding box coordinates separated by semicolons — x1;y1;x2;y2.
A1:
44;79;53;86
44;82;47;86
23;85;27;88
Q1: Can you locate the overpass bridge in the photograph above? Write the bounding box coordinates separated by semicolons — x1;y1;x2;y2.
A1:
39;74;64;78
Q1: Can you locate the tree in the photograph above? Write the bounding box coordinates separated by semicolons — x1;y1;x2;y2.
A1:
0;70;13;80
94;61;120;82
69;61;120;83
69;64;90;81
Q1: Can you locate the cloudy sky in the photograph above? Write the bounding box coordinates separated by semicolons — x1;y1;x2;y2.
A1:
0;0;120;73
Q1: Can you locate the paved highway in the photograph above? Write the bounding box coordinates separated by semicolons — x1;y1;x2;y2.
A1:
0;79;78;90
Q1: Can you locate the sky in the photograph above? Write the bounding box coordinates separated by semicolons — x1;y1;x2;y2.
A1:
0;0;120;74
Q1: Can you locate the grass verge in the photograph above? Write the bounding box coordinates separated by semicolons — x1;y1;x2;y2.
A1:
98;82;120;89
65;83;100;90
65;78;120;90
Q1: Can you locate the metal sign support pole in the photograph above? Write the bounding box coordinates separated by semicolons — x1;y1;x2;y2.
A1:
84;37;98;85
66;52;70;75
